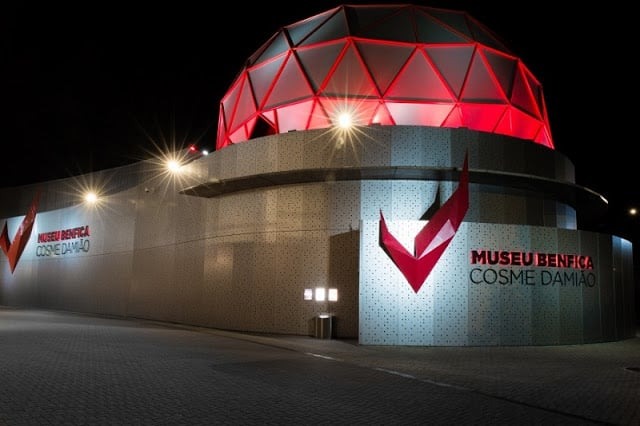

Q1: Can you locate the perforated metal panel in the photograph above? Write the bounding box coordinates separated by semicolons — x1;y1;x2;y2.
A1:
360;221;632;346
0;127;631;344
530;226;560;344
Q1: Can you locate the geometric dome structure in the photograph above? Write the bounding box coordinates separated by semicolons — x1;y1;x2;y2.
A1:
217;4;554;150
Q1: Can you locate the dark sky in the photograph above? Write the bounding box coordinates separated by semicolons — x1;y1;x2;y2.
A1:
0;2;631;234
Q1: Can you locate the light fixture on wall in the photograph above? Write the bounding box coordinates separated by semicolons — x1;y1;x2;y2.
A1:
328;288;338;302
304;288;338;302
303;289;313;300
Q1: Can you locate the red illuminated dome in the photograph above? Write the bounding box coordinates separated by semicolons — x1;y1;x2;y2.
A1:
216;4;554;150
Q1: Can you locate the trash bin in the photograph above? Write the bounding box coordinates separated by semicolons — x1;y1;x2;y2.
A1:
314;314;333;339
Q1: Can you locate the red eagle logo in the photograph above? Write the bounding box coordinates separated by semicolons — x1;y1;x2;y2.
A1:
0;192;41;273
379;155;469;293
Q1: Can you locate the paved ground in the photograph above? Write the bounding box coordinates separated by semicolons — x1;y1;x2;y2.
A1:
1;306;639;425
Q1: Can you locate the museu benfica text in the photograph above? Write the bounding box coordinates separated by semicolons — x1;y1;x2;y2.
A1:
470;250;593;269
469;249;596;287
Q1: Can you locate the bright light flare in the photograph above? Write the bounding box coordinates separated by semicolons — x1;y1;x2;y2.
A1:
337;112;353;129
307;101;380;166
166;159;182;173
629;208;637;216
84;191;98;204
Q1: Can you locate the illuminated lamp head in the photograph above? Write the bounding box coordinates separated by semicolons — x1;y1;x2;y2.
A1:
216;4;554;150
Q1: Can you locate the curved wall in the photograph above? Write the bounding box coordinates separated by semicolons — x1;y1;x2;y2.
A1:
0;126;634;343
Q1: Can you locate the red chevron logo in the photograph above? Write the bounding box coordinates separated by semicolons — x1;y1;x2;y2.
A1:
379;155;469;293
0;192;41;273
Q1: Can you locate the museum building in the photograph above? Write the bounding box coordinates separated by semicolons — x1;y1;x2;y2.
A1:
1;4;635;345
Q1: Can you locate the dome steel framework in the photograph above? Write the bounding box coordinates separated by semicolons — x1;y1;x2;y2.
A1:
217;4;553;150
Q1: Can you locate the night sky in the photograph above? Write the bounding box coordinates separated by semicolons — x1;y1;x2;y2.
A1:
0;2;631;236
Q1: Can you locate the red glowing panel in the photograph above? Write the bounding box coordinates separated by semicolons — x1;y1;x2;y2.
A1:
308;101;332;129
321;44;379;98
386;102;454;127
385;51;453;101
460;104;508;133
230;77;257;132
217;5;555;150
511;65;541;116
276;101;314;133
460;53;507;103
371;103;394;125
379;154;469;292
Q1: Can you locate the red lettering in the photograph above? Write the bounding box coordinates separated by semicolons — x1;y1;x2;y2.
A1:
537;253;546;266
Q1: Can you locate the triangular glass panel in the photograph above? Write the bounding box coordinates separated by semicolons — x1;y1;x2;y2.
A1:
245;117;257;140
308;100;332;130
321;44;378;98
372;103;394;125
441;104;463;128
300;7;349;47
216;111;228;150
248;55;286;109
539;95;551;130
525;68;544;118
287;7;338;46
386;102;455;127
297;41;346;92
386;50;453;101
460;52;507;103
345;5;401;34
495;106;542;141
425;8;472;39
276;100;315;133
483;49;517;99
264;54;314;109
229;76;257;131
359;6;416;43
426;45;474;98
250;32;290;67
466;16;510;53
460;104;508;133
415;9;468;44
228;125;248;144
534;126;554;149
510;65;540;116
221;76;243;129
262;110;276;125
355;41;413;94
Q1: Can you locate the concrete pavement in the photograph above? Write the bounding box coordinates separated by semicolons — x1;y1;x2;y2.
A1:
1;306;639;425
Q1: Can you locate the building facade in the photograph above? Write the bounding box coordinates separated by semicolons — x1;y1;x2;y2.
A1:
1;5;635;345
